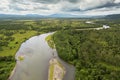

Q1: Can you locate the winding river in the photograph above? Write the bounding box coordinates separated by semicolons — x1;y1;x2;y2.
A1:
9;33;75;80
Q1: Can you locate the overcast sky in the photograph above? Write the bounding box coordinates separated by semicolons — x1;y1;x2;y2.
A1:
0;0;120;16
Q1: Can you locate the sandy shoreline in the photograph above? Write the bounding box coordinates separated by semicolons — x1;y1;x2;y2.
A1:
48;58;66;80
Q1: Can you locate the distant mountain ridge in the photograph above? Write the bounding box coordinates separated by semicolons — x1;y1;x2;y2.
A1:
47;14;77;18
0;14;78;20
0;13;120;19
105;14;120;19
0;14;45;20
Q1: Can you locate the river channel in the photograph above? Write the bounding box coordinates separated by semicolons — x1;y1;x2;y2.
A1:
9;33;75;80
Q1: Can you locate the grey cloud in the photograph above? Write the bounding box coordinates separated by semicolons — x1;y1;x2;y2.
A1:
12;7;27;11
79;0;120;10
10;0;119;9
10;0;20;3
67;0;80;3
30;0;60;4
11;0;80;4
0;0;120;15
83;3;120;11
9;4;50;11
34;7;50;10
9;0;120;10
61;8;80;12
30;0;80;4
97;3;120;8
95;1;120;9
67;8;80;12
61;0;120;12
9;4;26;11
10;0;27;5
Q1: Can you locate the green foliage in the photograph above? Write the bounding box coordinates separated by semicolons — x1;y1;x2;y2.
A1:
18;56;24;61
0;19;120;80
53;22;120;80
46;34;55;49
0;56;15;80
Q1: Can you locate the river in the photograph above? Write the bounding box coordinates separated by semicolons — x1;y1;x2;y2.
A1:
9;33;75;80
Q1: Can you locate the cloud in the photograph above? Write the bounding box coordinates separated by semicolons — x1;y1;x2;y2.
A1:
114;0;120;3
0;0;10;10
79;0;116;10
0;0;119;16
81;6;120;16
31;0;60;4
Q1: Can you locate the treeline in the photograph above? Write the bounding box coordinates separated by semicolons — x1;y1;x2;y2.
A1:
53;27;120;80
0;21;32;30
94;19;120;28
0;19;102;33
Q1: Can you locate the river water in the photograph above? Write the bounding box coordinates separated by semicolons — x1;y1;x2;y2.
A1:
10;33;75;80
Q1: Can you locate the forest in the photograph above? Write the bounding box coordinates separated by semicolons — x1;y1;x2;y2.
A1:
0;19;120;80
53;20;120;80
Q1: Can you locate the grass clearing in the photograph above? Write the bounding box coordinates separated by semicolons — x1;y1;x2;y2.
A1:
49;63;54;80
0;30;37;56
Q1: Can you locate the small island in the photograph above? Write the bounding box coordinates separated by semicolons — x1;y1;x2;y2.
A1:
48;57;66;80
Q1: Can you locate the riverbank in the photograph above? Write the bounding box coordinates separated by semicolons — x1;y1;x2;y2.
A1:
48;58;66;80
46;34;66;80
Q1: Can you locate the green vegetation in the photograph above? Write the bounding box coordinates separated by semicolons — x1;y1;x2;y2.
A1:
53;20;120;80
49;63;54;80
0;21;38;79
0;19;120;80
1;19;95;79
0;19;61;79
0;30;37;56
18;56;24;61
46;34;55;49
0;56;15;80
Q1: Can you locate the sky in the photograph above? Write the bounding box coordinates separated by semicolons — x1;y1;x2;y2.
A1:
0;0;120;16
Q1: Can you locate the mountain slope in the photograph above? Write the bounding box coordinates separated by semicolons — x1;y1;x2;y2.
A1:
105;14;120;19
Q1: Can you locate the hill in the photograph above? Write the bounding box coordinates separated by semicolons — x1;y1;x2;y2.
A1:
105;14;120;19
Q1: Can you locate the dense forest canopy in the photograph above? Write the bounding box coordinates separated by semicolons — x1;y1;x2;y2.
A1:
53;20;120;80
